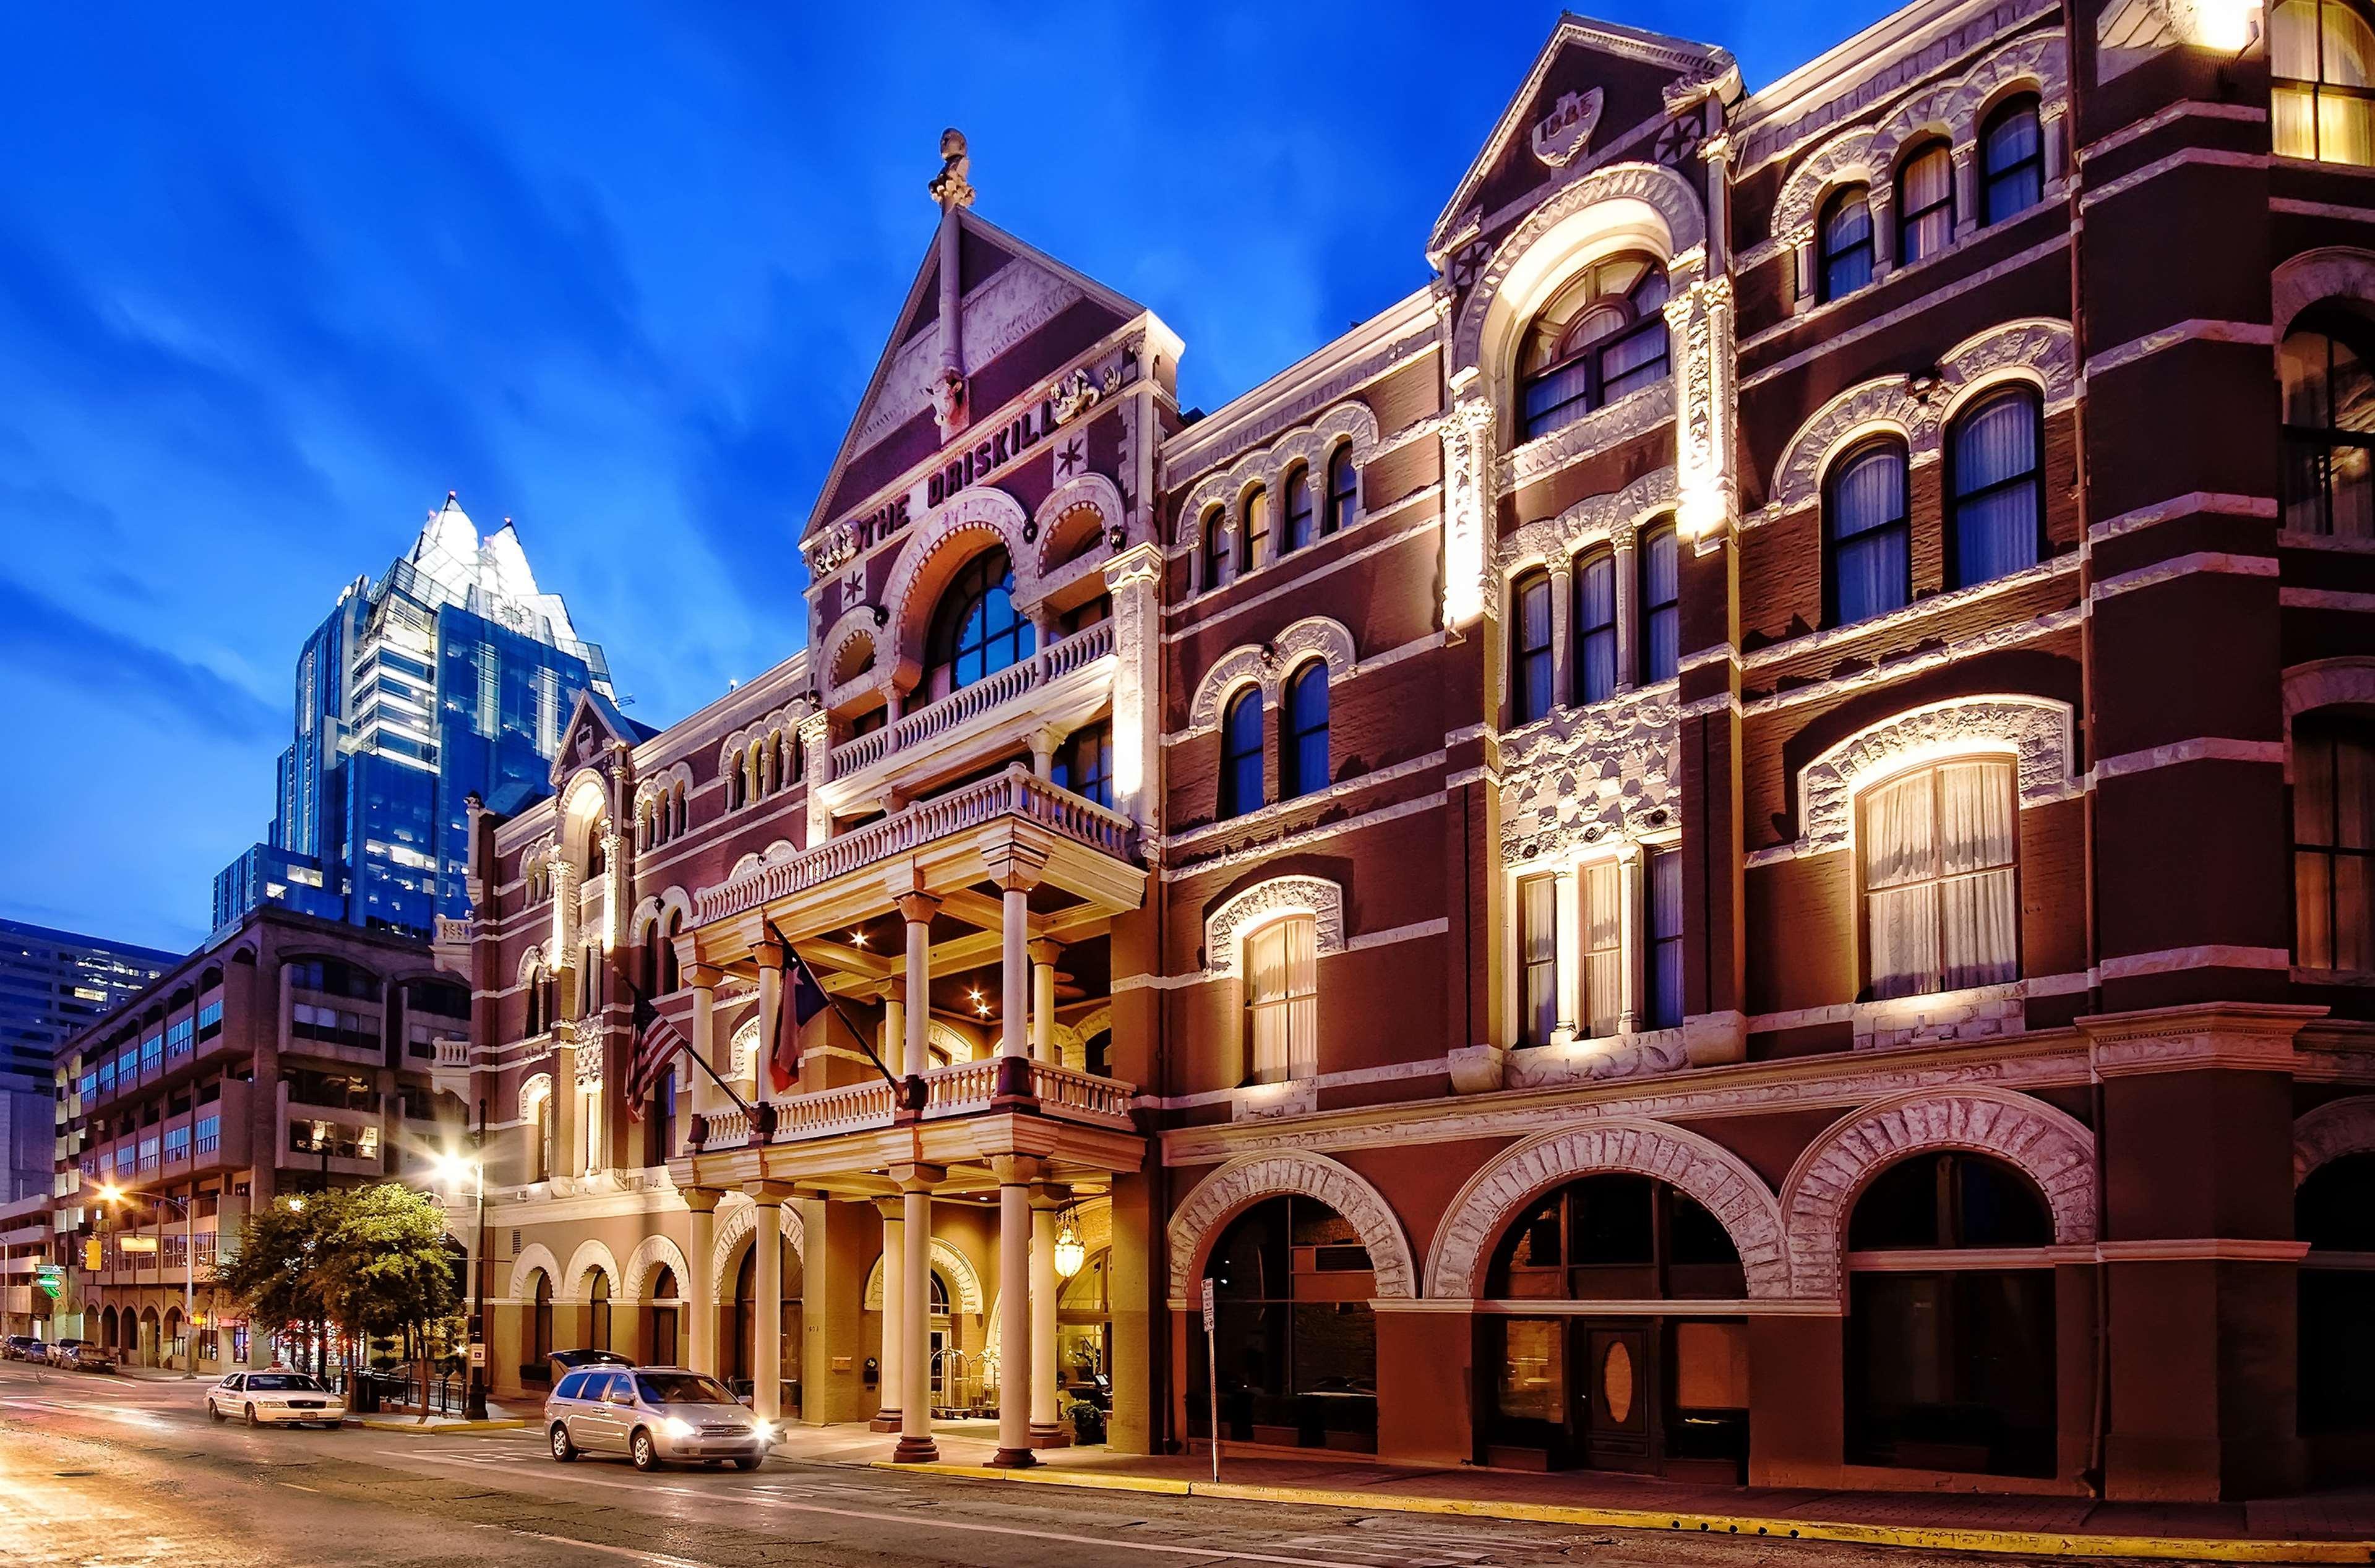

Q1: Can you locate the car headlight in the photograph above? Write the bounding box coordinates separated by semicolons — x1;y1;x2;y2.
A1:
751;1420;776;1442
659;1417;695;1439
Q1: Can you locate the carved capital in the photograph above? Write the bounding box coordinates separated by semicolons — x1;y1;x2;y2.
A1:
891;1162;946;1194
685;962;724;992
893;891;943;927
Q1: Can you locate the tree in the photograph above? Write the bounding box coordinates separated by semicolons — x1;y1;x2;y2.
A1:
213;1193;339;1374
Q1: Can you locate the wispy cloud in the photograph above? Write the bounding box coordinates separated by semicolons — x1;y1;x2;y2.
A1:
0;574;280;744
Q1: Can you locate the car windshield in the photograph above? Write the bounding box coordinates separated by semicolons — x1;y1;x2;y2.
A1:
244;1374;321;1391
637;1373;733;1405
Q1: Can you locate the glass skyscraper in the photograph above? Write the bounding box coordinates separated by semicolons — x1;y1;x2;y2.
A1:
212;495;614;938
0;918;176;1092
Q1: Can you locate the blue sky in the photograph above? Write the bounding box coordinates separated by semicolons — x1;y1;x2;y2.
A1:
0;1;1892;953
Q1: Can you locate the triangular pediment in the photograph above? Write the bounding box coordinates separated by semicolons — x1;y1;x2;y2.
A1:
549;688;648;787
805;210;1146;543
1428;12;1736;261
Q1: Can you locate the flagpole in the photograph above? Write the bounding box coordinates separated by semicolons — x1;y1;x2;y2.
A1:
626;977;756;1121
770;923;925;1111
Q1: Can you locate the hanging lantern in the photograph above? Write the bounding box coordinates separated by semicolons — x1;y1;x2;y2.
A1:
1052;1205;1086;1279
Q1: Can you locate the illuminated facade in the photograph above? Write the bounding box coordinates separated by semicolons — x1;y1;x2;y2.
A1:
445;0;2375;1502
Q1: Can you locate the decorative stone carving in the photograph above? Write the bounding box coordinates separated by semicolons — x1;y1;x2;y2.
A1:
1792;694;2076;857
1531;88;1604;167
1669;274;1739;548
1501;468;1678;571
1031;471;1127;577
1203;876;1347;979
508;1243;562;1302
1498;685;1681;865
625;886;695;946
708;1194;807;1302
1185;617;1359;735
878;485;1037;683
1175;401;1381;554
1427;1120;1792;1299
1498;385;1674;493
861;1235;984;1314
2096;0;2249;82
518;1071;552;1122
2295;1094;2375;1183
1781;1088;2097;1300
720;698;817;779
1050;367;1100;425
621;1234;692;1301
562;1239;621;1301
804;521;860;577
1166;1152;1417;1305
2273;247;2375;340
1503;1029;1691;1089
1443;392;1497;627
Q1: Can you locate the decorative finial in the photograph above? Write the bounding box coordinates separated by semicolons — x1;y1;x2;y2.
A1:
929;127;974;211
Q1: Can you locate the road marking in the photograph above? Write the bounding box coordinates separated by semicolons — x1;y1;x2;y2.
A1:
278;1482;321;1494
473;1523;717;1568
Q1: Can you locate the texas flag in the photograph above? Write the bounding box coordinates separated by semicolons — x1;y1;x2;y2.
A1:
772;944;831;1094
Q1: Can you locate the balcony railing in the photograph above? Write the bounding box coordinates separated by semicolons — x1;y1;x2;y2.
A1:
827;619;1115;776
697;766;1136;924
689;1058;1135;1152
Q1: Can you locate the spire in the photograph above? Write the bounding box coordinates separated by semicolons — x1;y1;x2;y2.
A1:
929;128;972;439
927;127;974;211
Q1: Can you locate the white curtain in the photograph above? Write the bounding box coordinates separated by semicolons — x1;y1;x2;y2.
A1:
1519;876;1558;1046
1247;917;1318;1082
1951;391;2040;586
1865;770;1941;999
1863;760;2017;999
1583;862;1623;1037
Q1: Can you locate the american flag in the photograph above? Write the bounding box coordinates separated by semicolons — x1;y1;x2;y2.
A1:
624;984;693;1120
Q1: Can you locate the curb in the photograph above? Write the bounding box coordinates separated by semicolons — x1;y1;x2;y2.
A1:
355;1417;527;1434
873;1462;2375;1565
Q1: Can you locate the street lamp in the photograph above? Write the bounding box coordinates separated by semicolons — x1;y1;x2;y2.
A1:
91;1180;198;1380
429;1141;489;1421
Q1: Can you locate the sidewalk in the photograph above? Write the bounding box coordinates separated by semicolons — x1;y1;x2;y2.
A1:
762;1423;2375;1564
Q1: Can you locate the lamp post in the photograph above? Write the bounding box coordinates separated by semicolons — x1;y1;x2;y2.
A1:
431;1135;489;1421
94;1181;196;1380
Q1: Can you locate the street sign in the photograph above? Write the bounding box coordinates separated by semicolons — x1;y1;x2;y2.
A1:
120;1235;158;1253
35;1264;62;1298
1200;1277;1215;1330
468;1343;486;1367
1200;1278;1220;1483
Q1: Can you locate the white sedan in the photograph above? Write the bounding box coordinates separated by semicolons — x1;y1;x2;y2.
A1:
207;1370;345;1428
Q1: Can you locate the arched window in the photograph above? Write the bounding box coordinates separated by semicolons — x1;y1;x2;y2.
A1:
1201;506;1230;591
1516;253;1671;442
926;547;1034;697
1219;688;1264;819
1573;552;1617;703
1895;140;1954;266
1826;439;1911;625
1639;521;1679;683
1980;96;2045;223
1511;568;1555;725
531;1272;554;1365
1238;486;1271;573
1847;1151;2055;1476
1819;185;1876;301
728;757;746;810
1193;1195;1374;1449
2282;322;2375;537
1859;756;2019;1000
1281;466;1315;555
1947;386;2045;588
588;1272;612;1352
2298;1152;2375;1435
2295;714;2375;969
586;819;609;878
1325;444;1358;535
2274;0;2375;165
525;963;548;1037
671;782;688;838
1280;662;1329;799
1244;916;1319;1083
649;1265;681;1366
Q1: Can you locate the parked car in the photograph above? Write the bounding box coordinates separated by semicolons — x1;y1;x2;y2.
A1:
48;1339;114;1373
548;1348;633;1377
546;1366;775;1472
206;1370;345;1428
1;1334;43;1361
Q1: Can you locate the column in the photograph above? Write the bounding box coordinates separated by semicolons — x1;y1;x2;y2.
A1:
549;1025;580;1180
981;821;1046;1079
1618;850;1644;1035
748;1183;789;1422
754;935;785;1094
870;1197;904;1432
1029;941;1060;1063
1545;560;1573;710
990;1157;1037;1467
1612;528;1640;692
891;1165;941;1463
687;962;721;1111
1028;725;1062;781
1029;1187;1064;1446
878;980;906;1082
1100;544;1166;829
684;1189;720;1377
891;886;940;1079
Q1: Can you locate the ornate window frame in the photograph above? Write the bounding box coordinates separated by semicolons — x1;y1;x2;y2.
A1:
1183;617;1359;738
1175;401;1381;572
1203;875;1347;980
876;484;1039;695
1785;693;2077;859
709;1194;808;1303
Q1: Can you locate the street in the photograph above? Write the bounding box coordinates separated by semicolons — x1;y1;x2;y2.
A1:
0;1365;2046;1568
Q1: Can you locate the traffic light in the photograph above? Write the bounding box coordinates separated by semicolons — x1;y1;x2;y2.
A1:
83;1237;101;1271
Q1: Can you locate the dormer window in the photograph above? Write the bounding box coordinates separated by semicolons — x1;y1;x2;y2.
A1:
1516;254;1670;442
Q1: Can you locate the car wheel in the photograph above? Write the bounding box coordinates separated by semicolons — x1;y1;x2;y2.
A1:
733;1455;762;1472
630;1428;661;1472
207;1400;224;1423
244;1403;259;1429
550;1423;578;1462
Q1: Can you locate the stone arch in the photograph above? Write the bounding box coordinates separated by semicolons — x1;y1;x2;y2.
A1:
1938;318;2080;419
862;1236;986;1314
925;1019;975;1063
728;1016;762;1078
562;1239;622;1302
2296;1095;2375;1183
1450;161;1707;380
879;486;1036;692
1167;1151;1415;1306
1186;617;1359;737
622;1233;692;1301
1781;1088;2097;1300
1176;402;1382;554
517;945;546;987
1499;467;1679;573
518;1071;554;1123
1425;1120;1792;1300
559;769;611;865
1033;471;1128;577
2285;658;2375;779
625;887;695;946
1766;377;1932;515
509;1243;563;1303
1188;647;1271;735
1792;693;2076;856
707;1196;806;1301
2274;246;2375;340
818;602;887;712
1203;875;1348;979
1773;128;1882;247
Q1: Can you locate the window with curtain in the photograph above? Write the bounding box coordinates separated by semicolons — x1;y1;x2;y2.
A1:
1326;444;1358;534
925;547;1034;696
1980;96;2045;223
1826;439;1912;625
1054;721;1114;809
1640;521;1680;683
1280;663;1329;799
1245;916;1318;1083
1948;386;2044;588
1202;507;1230;590
1281;466;1315;555
1515;254;1671;442
1860;757;2020;1000
1219;688;1265;819
1518;873;1559;1047
1239;486;1271;573
2282;325;2375;538
2274;0;2375;165
1896;141;1954;265
1512;569;1555;724
1820;186;1875;301
1646;849;1685;1029
1574;553;1617;703
1582;860;1623;1037
2295;715;2375;969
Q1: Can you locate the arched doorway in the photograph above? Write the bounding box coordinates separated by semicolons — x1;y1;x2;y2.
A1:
1190;1194;1377;1452
1844;1150;2056;1477
648;1266;682;1368
528;1270;554;1372
163;1307;184;1371
728;1236;802;1412
139;1308;160;1368
100;1305;119;1350
2299;1150;2375;1470
1479;1173;1749;1476
588;1272;612;1352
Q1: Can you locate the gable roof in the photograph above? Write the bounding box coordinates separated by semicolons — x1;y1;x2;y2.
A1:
802;207;1149;543
549;686;656;788
1428;11;1736;257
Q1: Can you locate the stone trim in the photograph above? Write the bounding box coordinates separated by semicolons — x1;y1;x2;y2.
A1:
2295;1094;2375;1184
1498;468;1678;572
1203;876;1348;979
621;1233;692;1301
1031;471;1128;581
2273;246;2375;340
1165;1151;1417;1305
518;1071;553;1123
1424;1120;1793;1300
560;1238;622;1301
708;1193;807;1302
1790;693;2076;857
1184;616;1360;736
625;886;697;946
877;485;1037;690
509;1242;563;1301
1175;401;1380;557
1780;1088;2097;1300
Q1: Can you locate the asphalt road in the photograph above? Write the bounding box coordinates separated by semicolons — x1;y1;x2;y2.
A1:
0;1364;2038;1568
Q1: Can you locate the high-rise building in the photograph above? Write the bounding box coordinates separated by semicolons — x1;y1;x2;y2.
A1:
211;495;622;938
0;918;176;1091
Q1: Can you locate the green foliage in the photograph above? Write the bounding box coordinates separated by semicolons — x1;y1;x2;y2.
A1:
215;1184;462;1349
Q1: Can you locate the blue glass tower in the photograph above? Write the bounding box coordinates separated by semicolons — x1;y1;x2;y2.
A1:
212;496;614;937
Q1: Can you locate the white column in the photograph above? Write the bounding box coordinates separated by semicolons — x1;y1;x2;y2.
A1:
1029;1193;1062;1444
1545;561;1573;711
981;821;1046;1069
1029;941;1059;1063
894;893;939;1079
750;1186;785;1422
755;936;784;1094
880;982;905;1080
1101;544;1164;829
1619;849;1645;1035
550;1029;579;1179
892;1168;940;1463
991;1165;1036;1467
1612;531;1639;692
688;963;721;1112
874;1198;904;1431
684;1192;719;1377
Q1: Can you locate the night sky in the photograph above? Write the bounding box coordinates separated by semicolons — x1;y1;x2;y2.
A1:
0;1;1893;953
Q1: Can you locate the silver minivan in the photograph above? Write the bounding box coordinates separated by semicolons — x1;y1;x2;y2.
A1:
545;1365;775;1472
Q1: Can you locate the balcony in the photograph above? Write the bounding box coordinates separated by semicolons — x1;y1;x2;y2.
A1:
828;617;1114;776
689;1058;1135;1152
